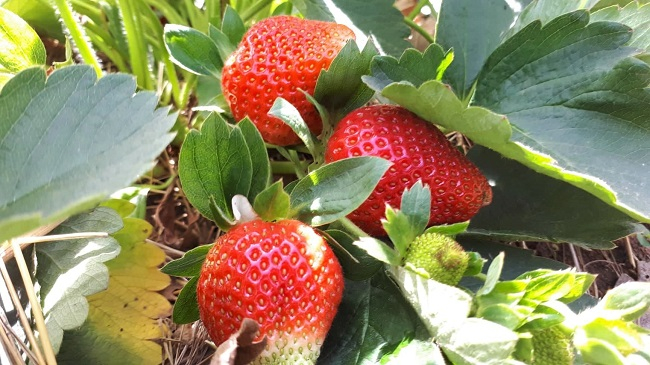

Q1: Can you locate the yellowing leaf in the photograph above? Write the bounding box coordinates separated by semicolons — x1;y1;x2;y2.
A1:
57;215;172;365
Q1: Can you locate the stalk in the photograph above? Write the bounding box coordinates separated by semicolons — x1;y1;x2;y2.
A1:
52;0;103;77
117;0;154;89
240;0;273;22
403;17;435;44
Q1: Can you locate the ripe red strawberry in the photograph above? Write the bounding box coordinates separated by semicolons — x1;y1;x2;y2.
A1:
221;16;355;146
325;105;492;236
196;219;344;364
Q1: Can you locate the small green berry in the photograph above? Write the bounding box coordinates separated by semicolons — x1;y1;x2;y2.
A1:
530;326;574;365
402;233;469;286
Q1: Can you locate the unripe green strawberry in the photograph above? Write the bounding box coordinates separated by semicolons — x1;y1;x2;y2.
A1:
403;232;469;286
530;326;574;365
196;219;344;364
221;16;355;146
325;105;492;236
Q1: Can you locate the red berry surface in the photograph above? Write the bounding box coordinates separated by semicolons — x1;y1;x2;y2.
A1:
221;16;355;146
197;219;344;364
325;105;492;236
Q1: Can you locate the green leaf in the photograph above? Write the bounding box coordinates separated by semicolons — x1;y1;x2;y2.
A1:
505;0;589;39
0;66;175;243
382;206;418;258
36;207;122;353
463;252;485;277
382;11;650;223
424;221;469;237
477;303;527;330
239;118;271;200
289;156;391;226
253;180;291;222
208;24;236;63
466;147;644;249
592;2;650;51
57;216;172;364
575;338;627;365
399;181;431;237
160;244;213;277
319;272;424;364
478;252;505;296
2;0;63;41
173;276;200;324
164;24;222;77
0;8;45;73
474;11;650;222
291;0;410;56
382;339;446;365
435;0;516;99
221;5;245;47
457;238;598;312
314;40;377;122
389;266;473;331
596;282;650;321
521;270;577;302
581;319;646;355
325;229;383;281
353;236;401;266
389;266;519;364
363;43;452;93
268;98;321;156
178;113;252;221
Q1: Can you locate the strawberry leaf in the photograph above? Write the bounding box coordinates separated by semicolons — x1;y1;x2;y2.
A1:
592;2;650;51
505;0;587;39
382;207;417;259
436;0;516;99
238;118;271;200
382;339;446;365
164;24;222;77
179;113;253;222
289;156;391;226
319;271;425;364
466;147;645;249
57;213;172;364
314;40;377;123
596;282;650;322
381;11;650;224
161;244;213;277
425;222;469;237
208;24;236;63
399;181;431;237
0;8;45;73
221;5;245;47
0;66;175;243
268;98;321;157
292;0;410;56
362;43;452;93
389;266;520;364
253;180;291;222
352;236;401;266
36;207;122;353
173;276;200;324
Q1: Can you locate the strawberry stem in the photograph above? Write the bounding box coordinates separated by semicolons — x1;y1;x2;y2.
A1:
338;217;369;238
403;17;435;44
240;0;273;22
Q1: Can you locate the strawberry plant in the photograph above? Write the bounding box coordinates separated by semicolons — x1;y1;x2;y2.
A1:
1;0;650;365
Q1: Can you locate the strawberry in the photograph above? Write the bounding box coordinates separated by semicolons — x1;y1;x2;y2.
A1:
325;105;492;236
221;16;355;146
196;219;344;364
